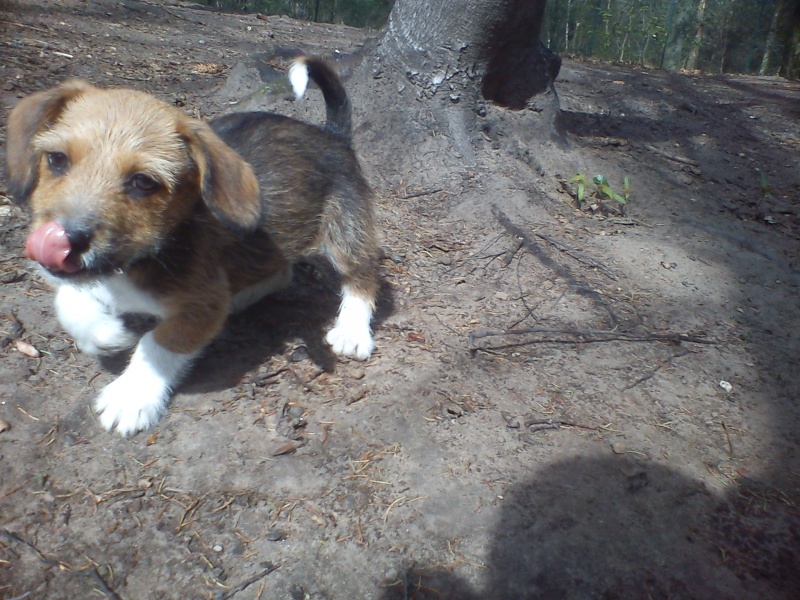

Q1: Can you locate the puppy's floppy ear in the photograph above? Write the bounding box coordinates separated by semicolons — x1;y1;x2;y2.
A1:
5;79;92;204
183;119;261;232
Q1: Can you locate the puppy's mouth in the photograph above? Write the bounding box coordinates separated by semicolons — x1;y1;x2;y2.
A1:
25;221;119;279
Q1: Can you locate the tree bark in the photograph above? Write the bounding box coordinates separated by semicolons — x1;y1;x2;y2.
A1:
759;0;782;75
684;0;707;71
786;2;800;79
371;0;560;111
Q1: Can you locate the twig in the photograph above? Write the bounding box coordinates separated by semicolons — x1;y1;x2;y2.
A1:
160;6;207;24
397;188;444;200
523;418;601;433
534;232;618;280
248;366;289;385
721;422;734;458
642;144;700;167
0;19;51;33
622;349;692;391
468;327;716;352
218;564;279;599
0;529;121;600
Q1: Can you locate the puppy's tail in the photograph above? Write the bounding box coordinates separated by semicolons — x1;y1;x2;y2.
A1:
289;56;352;140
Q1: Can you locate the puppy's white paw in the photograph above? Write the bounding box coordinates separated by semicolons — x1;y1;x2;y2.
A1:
326;289;375;360
95;374;168;436
326;323;375;360
77;316;139;356
93;333;196;436
55;283;137;355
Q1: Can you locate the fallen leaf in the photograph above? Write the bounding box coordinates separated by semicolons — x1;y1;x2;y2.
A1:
146;433;158;446
270;441;298;456
15;340;40;358
0;419;10;433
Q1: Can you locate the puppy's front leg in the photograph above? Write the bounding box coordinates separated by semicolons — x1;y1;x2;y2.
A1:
94;303;226;436
94;332;198;436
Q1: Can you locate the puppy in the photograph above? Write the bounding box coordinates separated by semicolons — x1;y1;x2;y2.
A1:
6;56;380;435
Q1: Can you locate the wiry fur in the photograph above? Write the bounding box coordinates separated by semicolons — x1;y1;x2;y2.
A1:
5;56;380;435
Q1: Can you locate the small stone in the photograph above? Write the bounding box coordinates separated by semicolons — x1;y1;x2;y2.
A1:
266;528;285;542
213;544;223;552
290;345;309;362
287;404;305;419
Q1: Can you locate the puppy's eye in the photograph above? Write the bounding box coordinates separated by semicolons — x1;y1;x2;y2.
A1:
127;173;161;197
46;152;70;174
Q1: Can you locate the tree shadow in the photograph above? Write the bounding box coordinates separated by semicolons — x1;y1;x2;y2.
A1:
558;67;799;182
381;456;799;600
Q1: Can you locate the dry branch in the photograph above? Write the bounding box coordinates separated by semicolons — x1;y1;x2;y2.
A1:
468;327;716;352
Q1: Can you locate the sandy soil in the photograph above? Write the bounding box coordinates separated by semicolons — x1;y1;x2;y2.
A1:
1;1;799;599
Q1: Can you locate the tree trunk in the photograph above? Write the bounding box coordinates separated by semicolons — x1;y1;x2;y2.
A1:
760;0;782;75
785;1;800;79
684;0;707;71
344;0;561;181
565;0;572;54
371;0;560;111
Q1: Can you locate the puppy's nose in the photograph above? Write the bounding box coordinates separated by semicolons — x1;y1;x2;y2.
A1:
65;227;92;255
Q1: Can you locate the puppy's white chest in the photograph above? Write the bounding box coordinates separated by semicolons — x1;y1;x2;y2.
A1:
101;275;167;317
54;275;166;356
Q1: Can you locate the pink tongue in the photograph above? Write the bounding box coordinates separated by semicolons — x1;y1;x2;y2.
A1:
25;221;81;273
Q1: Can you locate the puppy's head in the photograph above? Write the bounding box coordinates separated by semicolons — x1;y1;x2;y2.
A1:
6;80;261;279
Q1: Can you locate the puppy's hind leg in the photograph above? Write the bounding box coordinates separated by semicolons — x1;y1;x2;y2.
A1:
321;198;380;360
326;282;377;360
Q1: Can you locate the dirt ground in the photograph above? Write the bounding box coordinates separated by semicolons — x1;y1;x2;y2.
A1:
1;1;799;599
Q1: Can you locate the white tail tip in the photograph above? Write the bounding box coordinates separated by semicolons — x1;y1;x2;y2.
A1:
288;60;309;100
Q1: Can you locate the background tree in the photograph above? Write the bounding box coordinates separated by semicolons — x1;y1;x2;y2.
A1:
372;0;560;110
541;0;799;76
341;0;563;188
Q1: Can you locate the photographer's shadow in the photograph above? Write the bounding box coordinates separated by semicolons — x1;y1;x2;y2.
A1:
382;454;798;600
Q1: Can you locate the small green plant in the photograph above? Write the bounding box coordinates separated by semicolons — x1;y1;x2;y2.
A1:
569;173;632;213
757;169;775;206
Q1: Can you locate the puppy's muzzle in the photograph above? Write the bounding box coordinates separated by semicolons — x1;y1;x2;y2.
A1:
26;220;93;275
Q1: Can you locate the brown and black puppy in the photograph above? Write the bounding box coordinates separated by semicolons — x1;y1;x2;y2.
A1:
6;57;380;435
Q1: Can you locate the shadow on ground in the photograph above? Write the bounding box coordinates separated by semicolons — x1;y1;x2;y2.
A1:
381;456;800;600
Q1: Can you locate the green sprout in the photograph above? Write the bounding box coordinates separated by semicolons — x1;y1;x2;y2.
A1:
569;173;632;212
